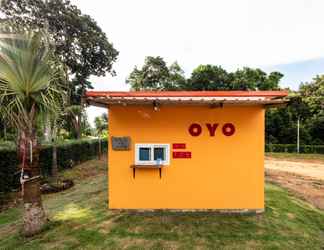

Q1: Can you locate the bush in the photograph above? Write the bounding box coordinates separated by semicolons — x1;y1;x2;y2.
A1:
0;149;18;206
0;138;108;202
266;144;324;154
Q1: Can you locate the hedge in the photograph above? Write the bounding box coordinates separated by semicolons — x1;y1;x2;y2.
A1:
0;149;18;206
265;144;324;154
0;138;107;204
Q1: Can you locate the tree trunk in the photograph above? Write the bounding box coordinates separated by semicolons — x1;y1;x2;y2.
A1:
44;116;52;143
76;114;81;139
52;144;58;179
71;115;81;139
20;130;47;236
3;122;7;141
98;137;102;160
51;124;58;180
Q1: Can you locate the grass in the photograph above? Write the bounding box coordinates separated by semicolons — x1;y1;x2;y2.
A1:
0;141;15;150
0;159;324;249
266;152;324;164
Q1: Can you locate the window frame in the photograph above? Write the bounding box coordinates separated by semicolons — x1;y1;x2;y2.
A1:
135;143;170;165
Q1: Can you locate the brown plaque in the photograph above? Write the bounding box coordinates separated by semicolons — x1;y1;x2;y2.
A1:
111;136;131;150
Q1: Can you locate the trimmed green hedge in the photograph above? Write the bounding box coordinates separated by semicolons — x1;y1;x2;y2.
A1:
39;139;108;176
0;149;18;206
0;138;107;204
265;144;324;154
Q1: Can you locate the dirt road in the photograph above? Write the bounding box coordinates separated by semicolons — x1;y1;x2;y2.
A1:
265;159;324;180
265;158;324;210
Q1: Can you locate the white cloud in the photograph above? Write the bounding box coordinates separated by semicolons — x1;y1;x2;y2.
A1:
69;0;324;124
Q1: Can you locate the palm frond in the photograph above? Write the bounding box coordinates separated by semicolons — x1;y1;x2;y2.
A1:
0;30;66;131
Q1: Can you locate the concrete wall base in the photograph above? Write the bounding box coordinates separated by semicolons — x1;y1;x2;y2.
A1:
110;208;265;215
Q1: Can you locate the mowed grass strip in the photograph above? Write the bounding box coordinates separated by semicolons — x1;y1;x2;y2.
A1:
266;152;324;164
0;159;323;250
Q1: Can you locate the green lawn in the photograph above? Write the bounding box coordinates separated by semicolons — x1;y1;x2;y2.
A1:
266;152;324;164
0;159;324;250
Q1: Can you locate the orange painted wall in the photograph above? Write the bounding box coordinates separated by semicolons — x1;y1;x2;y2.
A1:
108;105;265;209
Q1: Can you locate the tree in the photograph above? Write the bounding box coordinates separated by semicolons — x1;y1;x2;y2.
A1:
188;65;231;90
186;65;283;91
94;113;108;137
299;76;324;144
164;62;186;90
0;31;65;236
1;0;118;85
300;75;324;115
127;56;186;90
231;68;283;90
1;0;119;138
127;56;169;90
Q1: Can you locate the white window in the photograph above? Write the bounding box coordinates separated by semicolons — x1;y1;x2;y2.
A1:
135;144;170;165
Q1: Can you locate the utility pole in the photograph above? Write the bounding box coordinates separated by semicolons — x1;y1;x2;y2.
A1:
297;117;300;154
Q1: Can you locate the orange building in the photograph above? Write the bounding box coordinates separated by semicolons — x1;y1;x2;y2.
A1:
86;91;288;212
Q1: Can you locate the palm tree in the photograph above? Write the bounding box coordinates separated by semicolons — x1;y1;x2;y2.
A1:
0;31;65;236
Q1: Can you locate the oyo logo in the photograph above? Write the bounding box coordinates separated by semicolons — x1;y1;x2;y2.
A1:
188;123;235;137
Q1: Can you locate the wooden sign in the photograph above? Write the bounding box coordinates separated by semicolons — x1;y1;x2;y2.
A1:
111;136;131;150
173;151;191;159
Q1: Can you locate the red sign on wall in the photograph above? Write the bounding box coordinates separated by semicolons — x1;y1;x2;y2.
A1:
172;143;186;149
173;151;191;159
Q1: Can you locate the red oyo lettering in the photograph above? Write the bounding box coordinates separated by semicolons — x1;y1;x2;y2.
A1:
188;123;236;137
188;123;202;136
206;123;219;136
222;123;235;136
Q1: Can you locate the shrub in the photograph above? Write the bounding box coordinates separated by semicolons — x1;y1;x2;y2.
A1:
0;138;108;202
0;149;18;206
266;144;324;154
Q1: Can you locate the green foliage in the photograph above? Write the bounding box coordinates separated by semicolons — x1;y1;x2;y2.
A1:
0;138;108;202
1;0;118;103
127;57;186;90
0;141;15;150
1;0;119;140
0;149;18;205
266;76;324;145
300;75;324;114
39;139;108;175
265;144;324;154
188;65;283;90
188;64;231;90
0;30;65;132
127;57;283;91
94;113;108;136
231;67;282;90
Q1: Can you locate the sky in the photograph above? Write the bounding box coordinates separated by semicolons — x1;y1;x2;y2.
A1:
69;0;324;126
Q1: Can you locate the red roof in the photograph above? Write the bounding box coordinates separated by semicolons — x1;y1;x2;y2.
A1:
85;90;289;108
86;90;288;98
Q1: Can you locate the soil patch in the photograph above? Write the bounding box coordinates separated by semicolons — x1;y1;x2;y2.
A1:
265;169;324;210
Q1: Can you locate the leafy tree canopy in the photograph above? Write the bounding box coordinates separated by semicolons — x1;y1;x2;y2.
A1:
127;56;186;90
94;113;108;136
1;0;119;103
188;64;231;90
127;57;283;91
299;75;324;115
266;76;324;145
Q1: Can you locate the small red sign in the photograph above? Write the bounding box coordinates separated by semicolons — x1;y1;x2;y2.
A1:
173;151;191;159
172;143;186;149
